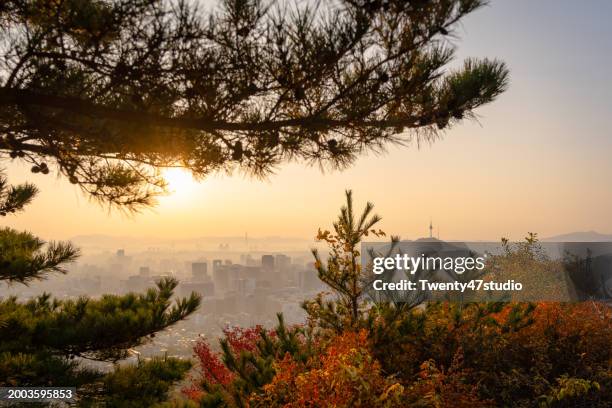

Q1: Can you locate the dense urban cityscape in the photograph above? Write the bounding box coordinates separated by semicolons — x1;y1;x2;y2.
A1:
0;237;325;364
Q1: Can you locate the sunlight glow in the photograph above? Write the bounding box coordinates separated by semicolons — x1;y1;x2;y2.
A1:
162;168;197;195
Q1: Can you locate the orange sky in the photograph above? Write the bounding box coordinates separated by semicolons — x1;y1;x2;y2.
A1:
3;0;612;241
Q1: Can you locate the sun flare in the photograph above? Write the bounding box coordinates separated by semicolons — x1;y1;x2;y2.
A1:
162;168;197;194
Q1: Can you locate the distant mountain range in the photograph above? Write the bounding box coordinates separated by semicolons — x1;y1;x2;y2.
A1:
542;231;612;242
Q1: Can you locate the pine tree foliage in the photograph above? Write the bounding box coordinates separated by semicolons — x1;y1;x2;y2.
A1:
220;314;311;406
101;357;192;408
0;173;201;405
0;171;37;215
0;277;200;363
306;189;386;330
0;349;101;389
0;277;201;405
0;227;79;284
0;170;79;283
190;314;312;408
0;0;508;208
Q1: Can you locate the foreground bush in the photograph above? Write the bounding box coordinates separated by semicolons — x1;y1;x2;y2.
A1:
185;192;611;407
250;330;404;408
369;301;611;407
186;302;610;407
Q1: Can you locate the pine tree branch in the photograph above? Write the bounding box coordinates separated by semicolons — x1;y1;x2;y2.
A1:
0;0;508;209
0;277;201;361
0;228;79;284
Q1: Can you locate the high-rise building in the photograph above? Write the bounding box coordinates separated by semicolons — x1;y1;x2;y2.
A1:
299;263;321;292
275;254;291;271
212;259;223;273
139;266;150;277
191;262;208;281
241;254;259;266
212;263;235;293
261;255;275;271
179;281;214;298
236;278;256;295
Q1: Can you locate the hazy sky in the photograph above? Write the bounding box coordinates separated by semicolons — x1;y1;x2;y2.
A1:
3;0;612;241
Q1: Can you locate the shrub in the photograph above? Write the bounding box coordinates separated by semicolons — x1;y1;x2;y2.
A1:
250;330;406;408
185;192;612;407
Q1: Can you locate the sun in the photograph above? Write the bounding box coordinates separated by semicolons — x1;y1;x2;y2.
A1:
162;168;197;194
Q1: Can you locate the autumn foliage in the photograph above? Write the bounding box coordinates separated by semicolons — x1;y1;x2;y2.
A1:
183;326;273;400
185;302;610;407
250;330;404;408
369;301;612;407
185;192;611;407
